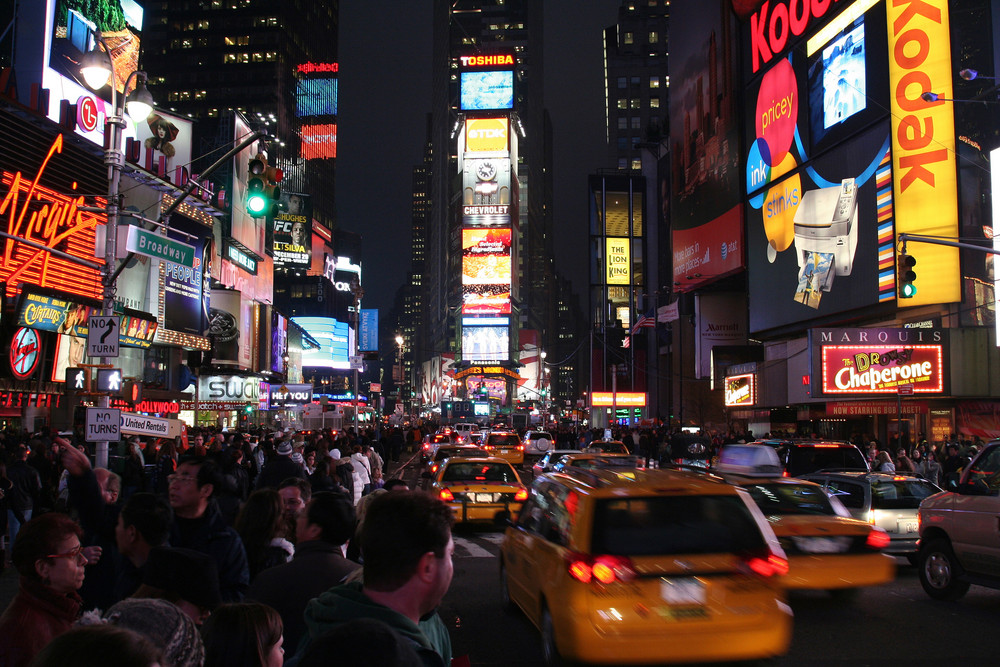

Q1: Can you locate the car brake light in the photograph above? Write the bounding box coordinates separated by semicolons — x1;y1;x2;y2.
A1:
866;528;890;550
431;464;439;473
514;488;528;502
422;443;430;450
439;488;455;502
456;436;464;443
566;554;635;584
743;553;789;578
517;444;524;451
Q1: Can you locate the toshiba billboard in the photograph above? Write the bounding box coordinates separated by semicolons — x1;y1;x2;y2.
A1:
464;118;509;154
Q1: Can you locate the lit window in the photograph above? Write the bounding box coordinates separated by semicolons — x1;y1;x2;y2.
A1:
631;158;642;170
224;36;236;46
252;52;264;62
197;20;209;29
195;90;207;100
650;97;660;108
630;98;640;109
649;31;659;43
623;32;634;45
649;76;660;89
617;99;627;110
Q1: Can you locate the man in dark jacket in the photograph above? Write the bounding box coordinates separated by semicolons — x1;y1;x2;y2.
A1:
255;439;306;489
167;455;249;601
294;491;455;666
247;492;359;650
6;445;41;548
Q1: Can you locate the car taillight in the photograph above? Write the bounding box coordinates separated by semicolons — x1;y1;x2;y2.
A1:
439;488;455;502
866;527;890;550
514;488;528;502
516;444;524;451
456;436;464;443
431;464;439;473
566;554;636;584
422;443;430;450
742;553;789;578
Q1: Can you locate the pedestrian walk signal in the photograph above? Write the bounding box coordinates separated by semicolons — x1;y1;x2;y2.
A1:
65;367;90;392
95;368;124;394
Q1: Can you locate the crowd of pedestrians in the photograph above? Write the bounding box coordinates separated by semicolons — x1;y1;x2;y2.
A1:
0;424;458;667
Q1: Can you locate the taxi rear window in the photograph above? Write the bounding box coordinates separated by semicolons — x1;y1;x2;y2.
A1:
488;435;520;447
871;479;939;509
590;495;767;556
745;482;837;516
785;446;868;476
442;462;518;483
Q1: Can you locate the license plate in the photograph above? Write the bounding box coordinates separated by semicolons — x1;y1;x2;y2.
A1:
473;493;496;503
660;577;705;605
793;536;850;554
898;520;918;534
499;449;510;454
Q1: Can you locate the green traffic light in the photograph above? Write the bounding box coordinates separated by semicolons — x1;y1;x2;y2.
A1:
247;193;267;214
900;282;917;298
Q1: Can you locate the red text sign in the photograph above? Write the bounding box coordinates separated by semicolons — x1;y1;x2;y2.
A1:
821;344;944;394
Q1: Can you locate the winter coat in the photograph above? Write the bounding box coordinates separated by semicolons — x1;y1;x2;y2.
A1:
0;576;82;667
168;501;250;602
295;580;451;667
255;455;307;490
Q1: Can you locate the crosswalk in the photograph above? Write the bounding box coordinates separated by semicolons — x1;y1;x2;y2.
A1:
453;532;505;559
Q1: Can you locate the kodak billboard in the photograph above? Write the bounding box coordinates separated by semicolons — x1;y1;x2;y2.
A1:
887;0;960;305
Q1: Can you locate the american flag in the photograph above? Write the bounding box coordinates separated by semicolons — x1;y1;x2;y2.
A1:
631;310;656;335
622;334;630;349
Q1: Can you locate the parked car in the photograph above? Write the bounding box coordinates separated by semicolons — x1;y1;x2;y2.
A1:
917;440;1000;600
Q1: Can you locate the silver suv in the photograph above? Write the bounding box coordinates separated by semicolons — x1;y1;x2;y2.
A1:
800;471;941;561
917;440;1000;600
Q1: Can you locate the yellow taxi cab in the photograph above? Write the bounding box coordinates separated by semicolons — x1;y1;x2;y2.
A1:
482;431;525;466
430;456;528;525
500;466;793;665
550;452;645;476
715;445;895;596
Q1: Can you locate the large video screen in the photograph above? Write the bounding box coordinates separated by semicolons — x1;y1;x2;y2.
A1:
460;71;514;111
462;228;511;285
462;325;509;362
808;19;866;146
292;316;352;370
296;78;338;117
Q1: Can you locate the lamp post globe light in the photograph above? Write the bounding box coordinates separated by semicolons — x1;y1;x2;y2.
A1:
81;34;155;468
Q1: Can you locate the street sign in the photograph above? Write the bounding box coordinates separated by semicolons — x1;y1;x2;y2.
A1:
120;413;181;439
126;226;196;267
370;383;381;392
85;407;121;442
87;316;120;357
898;384;914;396
350;355;363;370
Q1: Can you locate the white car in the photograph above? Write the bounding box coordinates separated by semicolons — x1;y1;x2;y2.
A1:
522;431;554;456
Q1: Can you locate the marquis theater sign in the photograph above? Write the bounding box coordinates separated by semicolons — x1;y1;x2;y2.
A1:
0;135;103;300
812;327;946;395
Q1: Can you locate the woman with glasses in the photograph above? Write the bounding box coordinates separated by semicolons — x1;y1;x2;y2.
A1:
0;512;87;666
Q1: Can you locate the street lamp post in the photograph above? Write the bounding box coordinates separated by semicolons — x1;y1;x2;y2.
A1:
395;335;404;420
81;35;154;468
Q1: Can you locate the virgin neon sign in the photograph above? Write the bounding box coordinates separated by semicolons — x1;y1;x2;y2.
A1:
0;135;103;299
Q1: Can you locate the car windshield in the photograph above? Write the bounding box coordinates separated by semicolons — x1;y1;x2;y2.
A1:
442;462;519;483
784;446;868;476
744;482;837;516
488;435;520;447
590;495;767;556
871;479;939;509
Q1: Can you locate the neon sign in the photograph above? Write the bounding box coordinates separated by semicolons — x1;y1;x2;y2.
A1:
821;344;944;394
459;55;514;67
0;135;103;299
297;62;339;74
725;373;757;406
591;392;646;407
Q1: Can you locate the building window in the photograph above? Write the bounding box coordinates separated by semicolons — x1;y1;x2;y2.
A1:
617;117;627;129
631;117;641;129
649;76;660;89
631;158;642;170
617;137;628;150
617;99;628;110
617;76;627;89
630;98;640;109
650;97;660;108
649;31;659;44
197;20;209;29
630;76;640;87
618;158;628;169
631;136;641;148
623;31;634;45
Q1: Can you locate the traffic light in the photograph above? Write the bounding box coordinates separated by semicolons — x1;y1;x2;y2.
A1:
123;379;142;404
95;368;124;394
264;163;283;211
246;153;268;216
65;367;90;392
898;251;917;299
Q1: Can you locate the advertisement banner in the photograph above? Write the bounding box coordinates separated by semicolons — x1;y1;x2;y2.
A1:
605;237;631;285
669;0;743;292
163;214;208;335
591;392;646;407
359;309;378;352
464;118;509;155
208;289;243;367
269;383;313;407
462;158;511;213
462;325;509;362
302;123;337;160
462;228;511;314
273;194;312;267
695;293;747;379
270;310;288;374
198;375;261;402
887;0;960;306
724;373;756;407
17;293;91;337
293;317;352;370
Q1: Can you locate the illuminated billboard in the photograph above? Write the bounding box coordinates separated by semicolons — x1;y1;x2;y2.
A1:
292;317;353;370
462;228;511;317
273;194;312;267
724;374;757;407
605;238;630;285
302;124;337;160
886;0;960;306
296;78;338;117
591;392;646;407
462;158;511;224
464;118;509;154
462;324;509;362
460;71;514;111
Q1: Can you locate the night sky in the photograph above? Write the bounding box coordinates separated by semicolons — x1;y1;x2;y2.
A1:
335;1;622;315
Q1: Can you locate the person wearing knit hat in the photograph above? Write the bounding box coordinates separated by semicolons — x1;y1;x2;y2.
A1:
255;438;306;491
102;598;205;667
